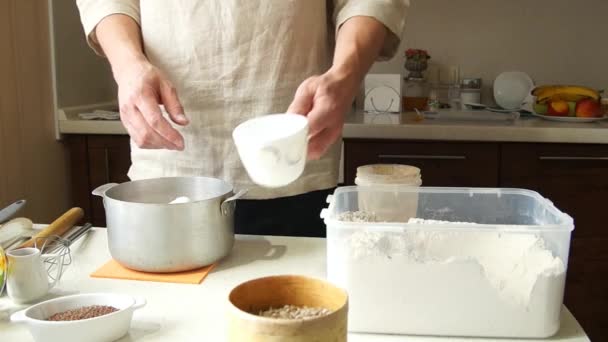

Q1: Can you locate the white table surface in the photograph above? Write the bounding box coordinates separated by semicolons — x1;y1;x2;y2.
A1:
0;228;590;342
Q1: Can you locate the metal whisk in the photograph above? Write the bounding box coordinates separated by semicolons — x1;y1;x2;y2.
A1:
35;235;72;282
33;223;93;282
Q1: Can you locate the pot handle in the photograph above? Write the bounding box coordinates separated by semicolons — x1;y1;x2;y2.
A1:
92;183;119;197
10;309;27;323
220;189;248;216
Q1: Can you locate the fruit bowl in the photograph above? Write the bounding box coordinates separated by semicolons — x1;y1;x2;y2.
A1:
531;112;607;123
531;85;604;122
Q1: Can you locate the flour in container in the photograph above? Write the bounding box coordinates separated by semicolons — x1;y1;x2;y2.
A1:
330;216;566;337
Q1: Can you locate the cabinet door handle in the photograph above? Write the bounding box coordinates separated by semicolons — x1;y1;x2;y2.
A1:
378;154;467;160
539;156;608;161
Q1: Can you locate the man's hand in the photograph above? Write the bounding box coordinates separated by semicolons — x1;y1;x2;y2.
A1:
288;16;388;160
287;69;359;160
95;14;188;150
115;59;188;150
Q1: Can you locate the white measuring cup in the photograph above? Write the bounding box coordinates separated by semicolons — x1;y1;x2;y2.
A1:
233;113;309;188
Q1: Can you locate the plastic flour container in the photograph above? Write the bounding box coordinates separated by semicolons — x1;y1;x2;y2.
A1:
321;186;574;338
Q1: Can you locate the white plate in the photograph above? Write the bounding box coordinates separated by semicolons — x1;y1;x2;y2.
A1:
488;107;519;113
532;113;608;123
463;102;520;113
494;72;535;110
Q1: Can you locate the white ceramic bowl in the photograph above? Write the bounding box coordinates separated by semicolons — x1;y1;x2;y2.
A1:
11;293;146;342
233;113;309;188
493;71;534;110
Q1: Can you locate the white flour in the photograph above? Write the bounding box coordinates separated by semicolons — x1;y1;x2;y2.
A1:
168;196;191;204
331;217;566;337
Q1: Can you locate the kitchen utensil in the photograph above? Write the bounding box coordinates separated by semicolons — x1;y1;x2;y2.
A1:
63;222;93;243
494;71;534;110
0;199;26;224
10;293;146;342
28;225;91;284
233;113;308;188
36;235;72;285
45;222;93;255
0;217;34;250
227;275;348;342
531;112;608;123
6;247;64;303
92;177;247;272
17;207;84;249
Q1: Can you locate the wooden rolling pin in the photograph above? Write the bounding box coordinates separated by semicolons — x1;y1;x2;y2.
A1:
18;207;84;249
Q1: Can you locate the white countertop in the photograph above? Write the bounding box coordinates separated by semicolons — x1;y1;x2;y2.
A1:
57;104;608;144
0;228;589;342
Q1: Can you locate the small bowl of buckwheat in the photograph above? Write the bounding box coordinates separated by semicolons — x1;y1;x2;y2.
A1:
10;293;146;342
227;275;348;342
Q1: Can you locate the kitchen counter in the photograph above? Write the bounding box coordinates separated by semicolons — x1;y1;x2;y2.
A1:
343;112;608;143
1;228;590;342
58;104;608;144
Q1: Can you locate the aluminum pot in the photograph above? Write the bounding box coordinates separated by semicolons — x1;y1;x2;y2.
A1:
92;177;246;273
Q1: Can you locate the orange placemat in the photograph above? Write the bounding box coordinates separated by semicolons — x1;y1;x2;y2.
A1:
91;259;215;284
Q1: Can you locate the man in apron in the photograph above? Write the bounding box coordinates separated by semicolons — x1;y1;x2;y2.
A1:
77;0;408;237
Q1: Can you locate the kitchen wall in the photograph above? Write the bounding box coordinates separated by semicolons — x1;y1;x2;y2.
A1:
371;0;608;105
0;1;71;222
50;0;608;109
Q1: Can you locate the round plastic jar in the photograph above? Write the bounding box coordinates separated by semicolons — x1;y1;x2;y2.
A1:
354;164;422;222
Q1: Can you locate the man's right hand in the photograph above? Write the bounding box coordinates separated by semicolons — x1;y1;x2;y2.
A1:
94;14;188;150
115;59;188;150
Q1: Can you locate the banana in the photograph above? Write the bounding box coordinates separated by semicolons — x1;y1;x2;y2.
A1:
532;85;600;104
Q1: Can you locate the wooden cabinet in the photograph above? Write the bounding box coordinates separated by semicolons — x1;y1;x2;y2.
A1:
67;135;130;226
501;143;608;341
343;139;500;187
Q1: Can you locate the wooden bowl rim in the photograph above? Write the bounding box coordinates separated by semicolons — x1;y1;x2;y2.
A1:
227;275;348;326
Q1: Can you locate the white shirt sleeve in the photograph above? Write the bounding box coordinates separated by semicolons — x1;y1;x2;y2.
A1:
76;0;141;56
332;0;409;60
